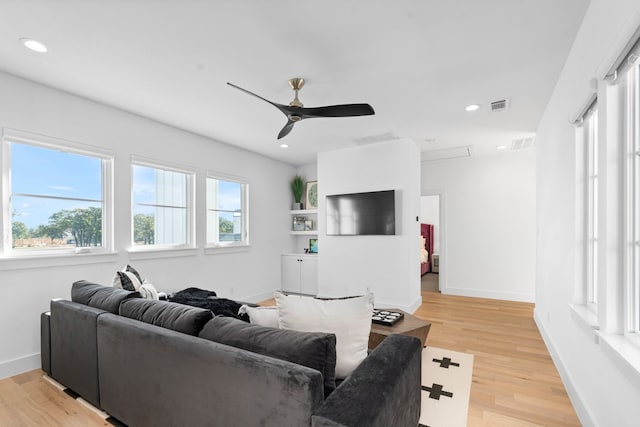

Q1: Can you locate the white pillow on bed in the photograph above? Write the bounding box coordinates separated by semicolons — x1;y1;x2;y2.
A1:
420;236;428;263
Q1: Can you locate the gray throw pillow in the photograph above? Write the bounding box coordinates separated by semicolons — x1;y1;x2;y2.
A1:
119;299;213;336
71;280;140;314
199;316;337;397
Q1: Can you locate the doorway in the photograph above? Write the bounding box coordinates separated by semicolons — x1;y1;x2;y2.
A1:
420;194;441;292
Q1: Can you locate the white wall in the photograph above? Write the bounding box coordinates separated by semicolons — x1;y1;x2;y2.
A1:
420;195;440;254
317;139;421;312
0;71;296;379
535;1;640;426
421;150;536;302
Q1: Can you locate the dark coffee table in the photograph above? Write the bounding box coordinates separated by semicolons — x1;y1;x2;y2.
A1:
368;309;431;349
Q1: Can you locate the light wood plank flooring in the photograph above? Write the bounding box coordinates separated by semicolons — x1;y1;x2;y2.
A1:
0;291;579;426
0;370;110;426
415;291;580;426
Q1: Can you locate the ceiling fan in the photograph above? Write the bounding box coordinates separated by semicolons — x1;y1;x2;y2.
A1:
227;78;375;139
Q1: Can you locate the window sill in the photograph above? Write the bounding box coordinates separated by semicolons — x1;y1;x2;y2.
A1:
569;303;600;343
204;244;250;255
597;331;640;390
128;247;198;260
0;251;118;271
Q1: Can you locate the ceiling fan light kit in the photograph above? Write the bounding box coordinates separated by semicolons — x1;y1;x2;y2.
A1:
227;78;375;139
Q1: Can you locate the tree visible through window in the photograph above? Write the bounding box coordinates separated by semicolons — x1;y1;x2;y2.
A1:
9;141;106;252
132;163;192;247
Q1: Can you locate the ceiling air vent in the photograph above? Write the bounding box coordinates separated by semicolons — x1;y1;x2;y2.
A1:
490;98;510;112
511;137;536;150
421;146;473;162
353;131;400;145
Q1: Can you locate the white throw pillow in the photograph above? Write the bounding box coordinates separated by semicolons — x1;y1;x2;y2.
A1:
112;270;142;291
274;291;373;379
139;283;159;300
239;305;280;328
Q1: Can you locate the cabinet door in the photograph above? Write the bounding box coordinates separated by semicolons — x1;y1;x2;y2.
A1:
282;255;301;293
300;256;318;295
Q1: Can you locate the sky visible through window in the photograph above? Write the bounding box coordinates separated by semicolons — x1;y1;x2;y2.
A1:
11;143;102;229
214;180;242;212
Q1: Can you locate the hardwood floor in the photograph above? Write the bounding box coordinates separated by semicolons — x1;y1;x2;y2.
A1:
415;291;580;426
0;370;109;426
0;291;579;426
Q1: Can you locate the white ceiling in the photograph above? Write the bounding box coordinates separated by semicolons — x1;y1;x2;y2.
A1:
0;0;590;166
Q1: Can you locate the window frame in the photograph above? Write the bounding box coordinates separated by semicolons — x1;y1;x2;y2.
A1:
585;104;599;313
1;128;114;258
205;170;249;250
130;155;196;252
625;55;640;341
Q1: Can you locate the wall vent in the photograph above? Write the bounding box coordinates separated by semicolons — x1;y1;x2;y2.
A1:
490;98;510;112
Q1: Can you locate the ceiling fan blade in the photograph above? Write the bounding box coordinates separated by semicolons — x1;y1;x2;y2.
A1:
295;103;375;119
278;119;296;139
227;82;290;114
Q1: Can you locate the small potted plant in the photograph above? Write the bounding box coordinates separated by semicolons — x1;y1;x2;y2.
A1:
291;175;304;210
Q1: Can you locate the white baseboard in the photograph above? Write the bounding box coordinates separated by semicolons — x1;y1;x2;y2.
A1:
533;308;598;427
404;295;423;314
0;353;40;380
442;286;534;303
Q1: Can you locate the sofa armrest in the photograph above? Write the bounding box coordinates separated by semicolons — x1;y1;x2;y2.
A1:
50;300;106;408
312;334;421;427
40;312;51;375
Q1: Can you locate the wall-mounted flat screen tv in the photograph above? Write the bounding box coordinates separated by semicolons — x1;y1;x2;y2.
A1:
326;190;395;236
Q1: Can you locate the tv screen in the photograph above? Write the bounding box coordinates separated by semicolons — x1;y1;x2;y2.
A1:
326;190;395;236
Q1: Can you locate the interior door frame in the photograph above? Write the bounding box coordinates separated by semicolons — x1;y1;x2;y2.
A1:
421;190;446;293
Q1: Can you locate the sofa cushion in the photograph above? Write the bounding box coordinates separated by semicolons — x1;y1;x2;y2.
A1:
199;316;337;397
119;299;213;336
71;280;140;314
275;291;373;379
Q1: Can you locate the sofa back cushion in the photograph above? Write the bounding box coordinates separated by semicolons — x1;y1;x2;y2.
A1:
72;280;140;314
119;299;213;336
199;316;337;397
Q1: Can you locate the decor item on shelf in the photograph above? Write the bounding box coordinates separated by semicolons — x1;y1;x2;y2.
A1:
305;181;318;209
309;238;318;253
293;216;306;231
304;219;313;231
291;175;304;210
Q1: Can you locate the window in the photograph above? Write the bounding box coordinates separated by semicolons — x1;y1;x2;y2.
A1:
2;129;112;256
627;53;640;336
132;158;194;249
585;104;599;310
206;173;248;248
574;97;599;315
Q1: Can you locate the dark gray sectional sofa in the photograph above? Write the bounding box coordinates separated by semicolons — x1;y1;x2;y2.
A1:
40;280;422;427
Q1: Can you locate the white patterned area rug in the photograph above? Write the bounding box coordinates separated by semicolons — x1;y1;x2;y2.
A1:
420;346;474;427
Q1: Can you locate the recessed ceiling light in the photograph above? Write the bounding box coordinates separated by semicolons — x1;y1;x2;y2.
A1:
496;145;508;150
20;38;48;53
465;104;480;112
280;143;289;148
